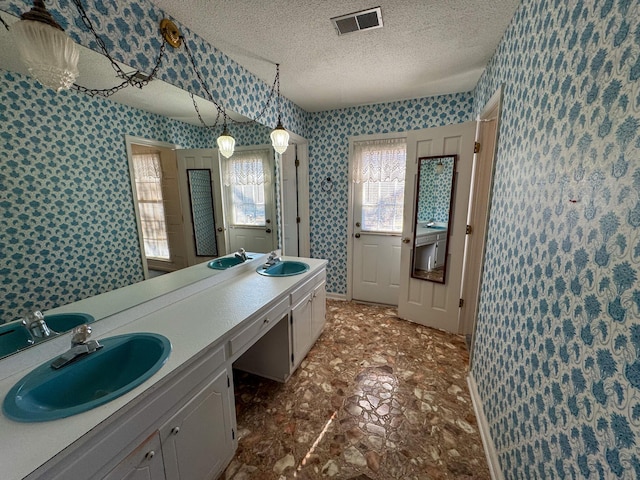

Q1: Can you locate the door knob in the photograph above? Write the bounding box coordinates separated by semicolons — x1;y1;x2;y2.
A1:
266;228;272;233
171;426;180;435
402;237;411;243
217;227;223;232
355;222;361;227
355;233;361;238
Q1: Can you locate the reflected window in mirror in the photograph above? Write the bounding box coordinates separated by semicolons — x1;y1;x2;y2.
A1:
132;151;170;260
223;149;271;226
412;155;457;284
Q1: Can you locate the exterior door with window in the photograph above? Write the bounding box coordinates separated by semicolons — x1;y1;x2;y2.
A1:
351;138;406;305
223;148;276;254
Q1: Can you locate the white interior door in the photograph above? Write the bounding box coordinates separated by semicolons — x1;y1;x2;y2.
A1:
176;149;226;261
398;122;476;332
350;137;406;305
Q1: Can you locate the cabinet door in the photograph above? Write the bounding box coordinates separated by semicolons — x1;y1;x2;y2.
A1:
161;368;234;480
311;280;326;341
291;292;313;368
103;432;166;480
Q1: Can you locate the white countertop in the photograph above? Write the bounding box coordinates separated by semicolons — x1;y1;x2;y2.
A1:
416;224;448;238
0;256;327;480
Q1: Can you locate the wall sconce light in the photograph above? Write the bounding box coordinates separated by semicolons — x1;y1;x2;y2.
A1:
270;64;290;155
12;0;79;92
217;114;236;158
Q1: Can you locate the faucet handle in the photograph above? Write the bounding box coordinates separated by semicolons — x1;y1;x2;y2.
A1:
71;324;92;346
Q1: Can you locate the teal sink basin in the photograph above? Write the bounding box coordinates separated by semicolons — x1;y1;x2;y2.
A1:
3;333;171;422
45;312;94;333
208;256;251;270
257;261;310;277
0;323;34;358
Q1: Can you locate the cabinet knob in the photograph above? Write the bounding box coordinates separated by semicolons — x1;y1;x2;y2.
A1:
171;426;180;435
145;450;155;460
402;237;411;244
263;318;270;324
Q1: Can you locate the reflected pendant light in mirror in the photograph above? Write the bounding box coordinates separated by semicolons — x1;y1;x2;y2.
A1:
217;118;235;158
13;0;79;92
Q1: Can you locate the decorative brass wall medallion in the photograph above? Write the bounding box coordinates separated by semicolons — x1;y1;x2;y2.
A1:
160;19;182;48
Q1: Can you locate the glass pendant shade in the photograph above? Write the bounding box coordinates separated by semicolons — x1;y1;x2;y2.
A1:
13;19;79;92
270;121;290;154
435;162;444;174
217;127;235;159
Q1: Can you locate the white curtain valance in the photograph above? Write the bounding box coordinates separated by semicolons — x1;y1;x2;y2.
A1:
352;138;407;184
223;149;271;186
132;153;162;181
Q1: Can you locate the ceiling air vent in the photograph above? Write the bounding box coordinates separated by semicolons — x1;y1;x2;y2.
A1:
331;7;383;36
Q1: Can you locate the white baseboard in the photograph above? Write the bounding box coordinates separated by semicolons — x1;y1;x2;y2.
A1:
326;293;347;301
467;374;504;480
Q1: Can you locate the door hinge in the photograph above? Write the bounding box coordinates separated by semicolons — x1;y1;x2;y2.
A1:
474;142;481;153
459;298;464;308
291;353;294;364
296;216;301;224
466;225;473;235
295;158;300;167
232;428;235;440
227;375;230;388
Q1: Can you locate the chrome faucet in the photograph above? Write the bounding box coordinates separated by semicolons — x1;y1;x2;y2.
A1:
51;324;102;370
22;311;52;340
264;251;281;268
234;248;248;262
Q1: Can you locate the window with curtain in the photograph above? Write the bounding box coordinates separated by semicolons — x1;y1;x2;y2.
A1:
352;138;407;233
132;152;170;260
223;149;271;226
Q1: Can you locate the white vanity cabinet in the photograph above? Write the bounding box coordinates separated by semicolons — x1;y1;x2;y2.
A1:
290;271;326;370
159;367;234;480
102;432;166;480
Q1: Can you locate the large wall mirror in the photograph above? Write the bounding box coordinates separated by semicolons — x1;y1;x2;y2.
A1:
0;9;289;359
411;155;457;283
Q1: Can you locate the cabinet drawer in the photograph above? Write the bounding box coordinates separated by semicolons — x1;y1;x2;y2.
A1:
228;296;289;358
290;270;326;306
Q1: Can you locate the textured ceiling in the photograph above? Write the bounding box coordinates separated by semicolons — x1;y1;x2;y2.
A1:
149;0;521;112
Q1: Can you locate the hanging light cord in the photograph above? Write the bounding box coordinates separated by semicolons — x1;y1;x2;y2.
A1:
69;0;168;97
181;36;281;128
0;14;9;31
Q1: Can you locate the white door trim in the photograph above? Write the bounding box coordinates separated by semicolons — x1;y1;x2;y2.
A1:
346;131;408;302
460;86;503;352
284;131;310;257
125;135;180;279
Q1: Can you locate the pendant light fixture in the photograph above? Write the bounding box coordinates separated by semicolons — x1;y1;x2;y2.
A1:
217;113;236;158
12;0;79;92
270;64;290;155
435;159;444;174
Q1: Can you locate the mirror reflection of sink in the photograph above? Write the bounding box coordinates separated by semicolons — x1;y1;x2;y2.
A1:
208;256;251;270
257;261;310;277
3;333;171;422
0;323;34;358
45;312;95;333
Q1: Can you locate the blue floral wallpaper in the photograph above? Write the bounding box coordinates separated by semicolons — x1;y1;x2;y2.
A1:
307;94;473;295
471;0;640;477
0;70;213;322
417;157;455;223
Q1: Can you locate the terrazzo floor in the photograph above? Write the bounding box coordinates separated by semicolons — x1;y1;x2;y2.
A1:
224;300;490;480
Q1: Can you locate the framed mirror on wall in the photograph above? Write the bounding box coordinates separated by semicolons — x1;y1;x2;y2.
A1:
187;169;218;257
411;155;457;283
